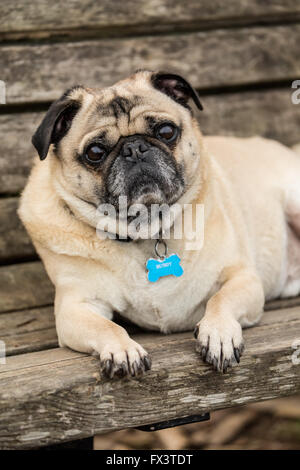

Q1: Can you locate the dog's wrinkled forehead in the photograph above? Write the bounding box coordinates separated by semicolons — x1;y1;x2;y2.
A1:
106;95;139;117
67;75;182;148
86;70;193;120
94;91;152;132
32;70;202;160
87;72;185;123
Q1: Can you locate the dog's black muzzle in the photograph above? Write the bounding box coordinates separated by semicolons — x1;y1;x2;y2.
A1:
121;137;151;163
104;134;184;207
119;136;161;177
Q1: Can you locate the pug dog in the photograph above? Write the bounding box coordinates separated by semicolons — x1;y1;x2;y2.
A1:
19;70;300;377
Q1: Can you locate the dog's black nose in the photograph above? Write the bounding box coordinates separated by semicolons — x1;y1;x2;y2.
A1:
121;139;150;162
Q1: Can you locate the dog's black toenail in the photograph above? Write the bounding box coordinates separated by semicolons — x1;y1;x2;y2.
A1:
234;348;240;363
121;361;128;376
144;356;152;371
137;360;144;374
102;358;114;378
115;365;125;377
220;345;224;364
206;351;212;364
193;326;199;339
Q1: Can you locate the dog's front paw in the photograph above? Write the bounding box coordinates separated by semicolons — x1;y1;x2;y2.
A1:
99;337;151;379
194;315;244;373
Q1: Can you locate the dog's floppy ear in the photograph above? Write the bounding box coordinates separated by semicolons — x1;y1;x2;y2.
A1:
32;88;82;160
151;72;203;111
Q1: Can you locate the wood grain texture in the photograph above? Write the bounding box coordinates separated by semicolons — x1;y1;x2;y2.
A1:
0;306;57;355
265;296;300;311
197;87;300;146
0;112;39;195
0;262;54;313
1;298;299;357
1;86;299;196
0;306;299;449
0;198;34;263
1;1;300;39
1;25;300;104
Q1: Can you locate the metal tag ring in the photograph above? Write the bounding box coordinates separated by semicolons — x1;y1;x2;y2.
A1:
155;239;168;259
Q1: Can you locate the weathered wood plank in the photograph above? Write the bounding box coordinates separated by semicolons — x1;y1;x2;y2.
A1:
0;306;57;355
0;306;299;449
0;198;34;263
0;112;39;195
1;25;300;104
1;296;299;358
3;327;57;357
198;87;300;147
0;262;54;313
267;297;300;312
1;1;300;39
1;87;299;196
265;296;300;311
0;253;300;319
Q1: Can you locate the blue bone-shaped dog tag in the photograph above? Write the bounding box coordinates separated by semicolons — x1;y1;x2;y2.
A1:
146;254;184;283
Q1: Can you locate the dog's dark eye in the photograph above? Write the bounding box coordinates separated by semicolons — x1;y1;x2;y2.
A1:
155;123;178;143
85;144;107;163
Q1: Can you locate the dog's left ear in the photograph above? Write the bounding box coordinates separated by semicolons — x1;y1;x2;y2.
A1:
32;88;82;160
151;72;203;111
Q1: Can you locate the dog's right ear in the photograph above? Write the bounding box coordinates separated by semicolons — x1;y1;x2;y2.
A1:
32;87;82;160
151;72;203;111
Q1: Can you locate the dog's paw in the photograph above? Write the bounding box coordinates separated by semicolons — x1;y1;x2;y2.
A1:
194;315;244;373
99;337;151;379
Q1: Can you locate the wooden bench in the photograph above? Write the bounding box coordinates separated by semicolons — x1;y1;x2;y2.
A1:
1;1;300;449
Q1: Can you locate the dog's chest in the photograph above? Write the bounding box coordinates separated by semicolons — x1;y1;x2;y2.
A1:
119;256;211;333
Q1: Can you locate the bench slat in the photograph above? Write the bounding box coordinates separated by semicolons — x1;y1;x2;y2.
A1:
0;306;57;356
1;0;300;38
1;260;300;316
0;198;34;263
1;87;299;197
1;25;300;104
0;305;299;449
0;262;54;313
1;299;300;357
